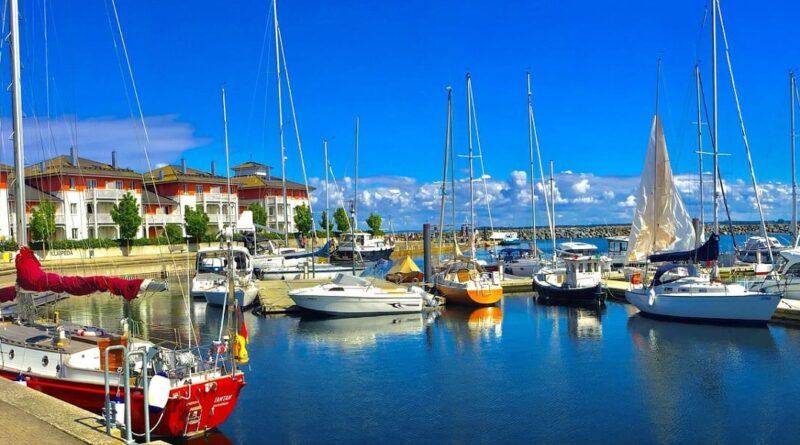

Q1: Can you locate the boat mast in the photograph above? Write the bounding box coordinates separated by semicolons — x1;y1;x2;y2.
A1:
467;73;476;258
792;71;798;247
696;64;704;246
526;73;537;257
711;0;719;238
10;0;25;245
549;160;556;262
324;139;330;242
273;0;289;245
354;116;359;231
653;58;661;254
438;87;453;260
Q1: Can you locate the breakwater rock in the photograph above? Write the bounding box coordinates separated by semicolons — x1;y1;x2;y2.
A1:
480;223;792;241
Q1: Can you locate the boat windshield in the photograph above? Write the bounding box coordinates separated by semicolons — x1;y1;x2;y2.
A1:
197;251;249;274
652;264;698;286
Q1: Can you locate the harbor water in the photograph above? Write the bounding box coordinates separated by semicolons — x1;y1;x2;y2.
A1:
54;279;800;443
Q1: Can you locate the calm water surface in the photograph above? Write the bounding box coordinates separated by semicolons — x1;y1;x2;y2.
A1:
56;284;800;444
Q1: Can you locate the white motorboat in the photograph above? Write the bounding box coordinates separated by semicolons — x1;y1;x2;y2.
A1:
626;263;780;323
534;255;607;303
192;246;259;307
330;232;395;264
257;261;366;281
288;273;439;315
751;247;800;300
558;241;599;257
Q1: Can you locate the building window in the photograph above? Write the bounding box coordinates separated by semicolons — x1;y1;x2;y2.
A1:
69;178;76;190
116;180;123;190
163;206;170;214
71;228;79;239
87;204;94;214
87;179;97;189
183;184;188;194
130;181;136;190
70;203;78;215
196;185;203;194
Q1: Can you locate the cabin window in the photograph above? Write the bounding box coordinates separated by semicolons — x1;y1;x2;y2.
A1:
42;356;49;367
786;264;800;278
86;179;97;189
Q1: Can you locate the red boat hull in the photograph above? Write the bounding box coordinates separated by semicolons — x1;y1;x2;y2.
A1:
0;369;245;438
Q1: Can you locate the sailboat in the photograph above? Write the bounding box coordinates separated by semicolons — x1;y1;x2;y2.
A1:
434;74;503;306
0;2;245;438
625;36;780;322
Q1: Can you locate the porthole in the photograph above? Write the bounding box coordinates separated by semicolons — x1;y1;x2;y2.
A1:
55;364;61;374
42;356;49;367
8;349;14;360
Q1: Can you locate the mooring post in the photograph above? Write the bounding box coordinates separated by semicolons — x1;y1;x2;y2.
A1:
423;223;432;283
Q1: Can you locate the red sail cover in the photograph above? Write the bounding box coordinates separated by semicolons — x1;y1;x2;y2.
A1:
0;247;143;302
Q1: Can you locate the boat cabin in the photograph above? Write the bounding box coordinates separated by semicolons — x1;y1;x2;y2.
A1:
196;247;253;275
563;256;605;289
340;232;388;249
559;242;598;258
605;236;628;266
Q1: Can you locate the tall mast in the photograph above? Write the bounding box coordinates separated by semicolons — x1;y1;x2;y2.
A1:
324;139;330;242
792;71;798;246
711;0;719;237
526;73;537;256
10;0;25;245
653;58;661;254
696;65;704;246
438;87;453;258
354;116;359;231
549;160;556;262
467;73;475;258
222;87;233;227
273;0;288;244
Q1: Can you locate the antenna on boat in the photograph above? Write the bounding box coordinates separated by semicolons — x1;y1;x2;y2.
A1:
10;0;26;246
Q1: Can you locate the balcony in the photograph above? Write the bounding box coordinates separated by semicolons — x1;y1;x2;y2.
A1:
198;192;235;204
87;214;115;224
55;214;66;225
146;214;182;225
85;189;128;200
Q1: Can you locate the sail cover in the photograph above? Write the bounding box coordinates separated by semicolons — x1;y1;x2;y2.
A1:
648;233;719;263
0;247;144;302
626;115;696;262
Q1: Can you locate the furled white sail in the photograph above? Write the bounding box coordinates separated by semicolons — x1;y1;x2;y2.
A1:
626;115;696;262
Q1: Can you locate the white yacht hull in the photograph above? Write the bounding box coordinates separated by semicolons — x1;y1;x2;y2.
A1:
289;293;422;315
258;264;366;281
204;284;259;308
625;288;781;322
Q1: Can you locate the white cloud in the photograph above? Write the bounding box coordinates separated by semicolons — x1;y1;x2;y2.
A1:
618;194;637;207
572;178;591;194
511;170;527;187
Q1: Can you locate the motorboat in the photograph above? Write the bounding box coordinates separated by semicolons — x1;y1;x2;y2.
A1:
256;261;366;281
288;273;439;315
490;231;520;246
558;241;598;257
434;258;503;306
192;246;259;308
736;235;782;275
751;247;800;299
534;255;606;303
605;236;629;268
330;232;394;264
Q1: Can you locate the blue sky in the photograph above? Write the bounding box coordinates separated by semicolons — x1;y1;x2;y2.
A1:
1;0;799;229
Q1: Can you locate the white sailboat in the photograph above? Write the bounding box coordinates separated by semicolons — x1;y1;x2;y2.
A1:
625;43;779;322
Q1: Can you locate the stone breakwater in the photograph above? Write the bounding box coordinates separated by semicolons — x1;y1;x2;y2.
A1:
480;223;792;240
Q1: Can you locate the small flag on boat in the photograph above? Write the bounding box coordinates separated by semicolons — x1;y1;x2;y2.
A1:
240;317;249;342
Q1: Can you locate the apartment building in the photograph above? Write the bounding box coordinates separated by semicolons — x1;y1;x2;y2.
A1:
232;161;313;234
0;164;11;240
145;159;239;236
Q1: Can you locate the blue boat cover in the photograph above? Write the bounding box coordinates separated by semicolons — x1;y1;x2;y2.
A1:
648;233;719;263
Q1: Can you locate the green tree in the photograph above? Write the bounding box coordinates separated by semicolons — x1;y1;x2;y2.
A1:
366;212;383;235
333;207;350;233
164;223;183;242
293;204;313;236
184;205;210;242
111;192;142;243
318;210;332;232
248;202;267;227
30;200;56;247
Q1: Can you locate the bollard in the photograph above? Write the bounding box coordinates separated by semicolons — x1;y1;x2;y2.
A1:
423;224;432;284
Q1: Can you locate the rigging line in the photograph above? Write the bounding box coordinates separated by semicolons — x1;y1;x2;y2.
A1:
108;0;198;343
717;0;772;264
437;87;453;263
467;80;494;233
698;48;736;248
0;0;9;166
278;26;317;240
244;3;274;148
526;73;537;255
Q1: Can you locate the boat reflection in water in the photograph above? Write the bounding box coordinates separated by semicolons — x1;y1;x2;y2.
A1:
291;311;439;350
177;429;235;445
535;297;606;339
627;314;779;444
439;306;504;341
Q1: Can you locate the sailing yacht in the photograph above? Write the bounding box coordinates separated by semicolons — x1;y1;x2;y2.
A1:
624;114;780;323
434;75;503;306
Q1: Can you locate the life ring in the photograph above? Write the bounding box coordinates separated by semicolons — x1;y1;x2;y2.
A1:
76;327;106;337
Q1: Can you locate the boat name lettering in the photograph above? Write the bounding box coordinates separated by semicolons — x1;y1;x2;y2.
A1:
214;395;233;403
